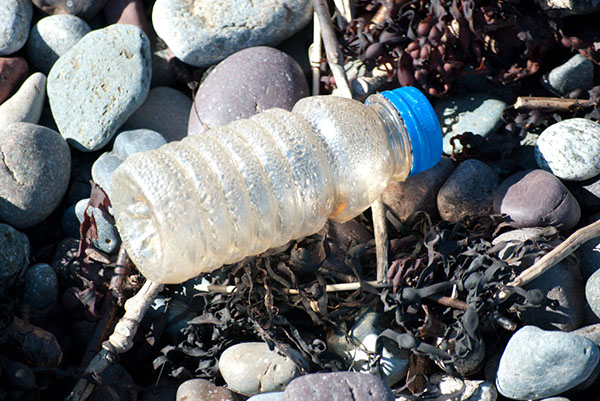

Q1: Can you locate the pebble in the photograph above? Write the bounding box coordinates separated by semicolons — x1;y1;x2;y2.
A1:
571;323;600;347
0;123;71;228
47;24;151;152
0;224;30;280
176;378;238;401
381;156;454;221
535;118;600;181
26;15;91;74
23;263;58;312
218;342;307;395
0;73;46;128
0;57;28;105
76;200;121;254
282;372;394;401
586;269;600;320
434;93;507;155
247;393;284;401
543;54;594;95
188;46;309;135
496;325;600;400
437;159;499;222
91;129;166;195
123;87;191;142
31;0;109;20
397;373;497;401
104;0;151;37
0;0;33;56
493;169;581;231
152;0;312;67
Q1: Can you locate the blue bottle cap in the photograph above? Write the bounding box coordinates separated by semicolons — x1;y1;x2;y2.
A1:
381;87;442;177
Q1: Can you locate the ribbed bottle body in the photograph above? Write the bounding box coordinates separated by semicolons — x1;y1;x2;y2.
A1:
111;96;399;284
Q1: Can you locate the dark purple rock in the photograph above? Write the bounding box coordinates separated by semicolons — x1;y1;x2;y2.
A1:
32;0;109;20
103;0;151;37
188;46;309;135
0;57;28;106
437;159;499;222
494;169;581;231
382;156;454;221
282;372;394;401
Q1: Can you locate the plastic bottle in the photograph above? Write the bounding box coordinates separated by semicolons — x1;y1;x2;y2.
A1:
110;87;443;284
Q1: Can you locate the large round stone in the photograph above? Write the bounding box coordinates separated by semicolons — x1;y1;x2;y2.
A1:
0;0;33;56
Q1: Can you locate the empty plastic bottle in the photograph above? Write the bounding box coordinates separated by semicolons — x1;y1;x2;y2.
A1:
110;87;442;284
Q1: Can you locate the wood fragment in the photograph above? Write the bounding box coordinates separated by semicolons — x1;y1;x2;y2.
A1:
310;12;322;96
372;199;389;284
513;96;595;111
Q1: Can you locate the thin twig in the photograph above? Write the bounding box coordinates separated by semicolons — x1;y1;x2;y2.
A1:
372;199;389;284
310;12;322;96
514;96;595;111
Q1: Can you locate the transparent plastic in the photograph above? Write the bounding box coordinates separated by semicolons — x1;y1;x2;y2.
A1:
111;94;423;284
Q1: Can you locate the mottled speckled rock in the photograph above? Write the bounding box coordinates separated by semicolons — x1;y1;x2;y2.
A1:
586;269;600;320
24;263;58;311
188;47;309;135
176;378;238;401
0;73;46;127
32;0;108;20
0;0;33;56
535;118;600;181
493;169;580;231
124;87;191;142
0;57;28;105
48;24;151;152
219;342;307;396
282;372;394;401
437;159;499;222
26;15;91;74
543;54;594;95
152;0;312;67
496;326;599;400
0;224;29;280
0;123;71;228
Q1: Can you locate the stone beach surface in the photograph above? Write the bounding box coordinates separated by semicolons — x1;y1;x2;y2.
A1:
2;1;600;400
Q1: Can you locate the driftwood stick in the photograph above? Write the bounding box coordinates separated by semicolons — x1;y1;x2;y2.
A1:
310;12;322;96
372;199;389;284
514;96;595;111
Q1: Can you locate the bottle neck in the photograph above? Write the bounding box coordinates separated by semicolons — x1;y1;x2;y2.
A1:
366;94;413;181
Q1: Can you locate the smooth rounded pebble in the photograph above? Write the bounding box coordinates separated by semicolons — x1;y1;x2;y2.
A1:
0;0;33;56
0;72;46;128
31;0;108;20
535;118;600;181
76;201;121;254
152;0;312;67
188;46;309;135
0;57;28;105
586;269;600;320
219;342;306;395
281;372;394;401
26;15;91;74
24;263;58;311
493;169;581;231
0;123;71;228
176;378;237;401
48;24;151;152
247;393;283;401
123;87;191;142
437;159;499;222
496;325;600;400
543;54;594;95
0;223;29;280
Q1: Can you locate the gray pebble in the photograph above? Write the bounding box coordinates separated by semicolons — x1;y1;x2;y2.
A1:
0;123;71;228
0;224;29;280
0;0;33;56
48;24;151;152
152;0;312;67
188;46;309;135
496;325;599;400
123;87;191;142
24;263;58;311
247;393;284;401
535;118;600;181
586;269;600;320
31;0;108;20
176;378;238;401
26;15;91;74
434;93;507;155
437;159;499;222
0;72;46;128
543;54;594;95
282;372;394;401
219;342;306;396
73;198;120;254
571;323;600;347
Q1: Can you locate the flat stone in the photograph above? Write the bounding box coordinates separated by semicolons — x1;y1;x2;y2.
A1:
543;54;594;96
534;0;600;16
493;169;580;231
247;393;284;401
282;372;394;401
104;0;151;37
188;46;309;135
0;57;28;105
0;224;29;280
23;263;58;311
26;15;91;74
535;118;600;181
152;0;312;67
382;156;454;221
397;373;497;401
0;123;71;228
0;0;32;56
176;378;238;401
219;342;306;396
48;24;151;152
32;0;109;20
0;73;46;127
434;93;507;155
123;87;191;142
437;159;499;222
496;325;600;400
